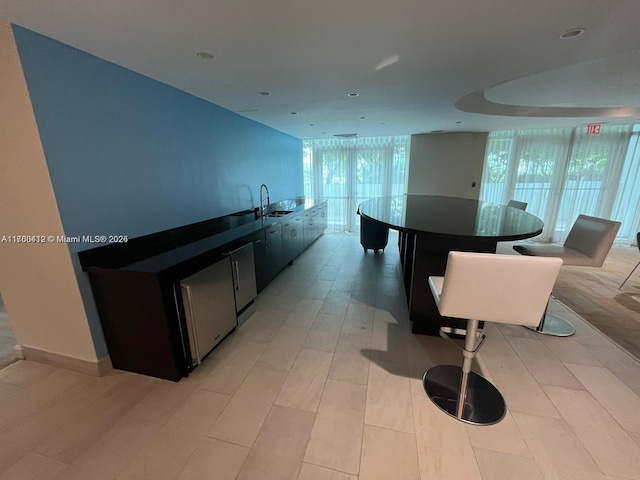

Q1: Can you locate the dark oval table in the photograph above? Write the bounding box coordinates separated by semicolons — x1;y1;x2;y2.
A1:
358;195;544;334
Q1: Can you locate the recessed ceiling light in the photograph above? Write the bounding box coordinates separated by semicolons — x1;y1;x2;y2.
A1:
309;124;315;126
196;52;214;59
456;121;462;124
359;116;367;120
348;93;359;97
290;112;298;115
559;28;585;39
258;91;271;96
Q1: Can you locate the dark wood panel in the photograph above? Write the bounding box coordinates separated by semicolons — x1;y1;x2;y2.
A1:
407;234;496;335
88;270;186;381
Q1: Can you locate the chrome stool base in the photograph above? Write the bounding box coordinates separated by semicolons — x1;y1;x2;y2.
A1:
423;365;506;426
526;313;575;337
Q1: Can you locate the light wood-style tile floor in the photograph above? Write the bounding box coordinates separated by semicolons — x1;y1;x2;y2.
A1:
1;232;640;479
498;241;640;361
554;246;640;361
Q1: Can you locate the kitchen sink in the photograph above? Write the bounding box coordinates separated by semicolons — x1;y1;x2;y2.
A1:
266;210;293;217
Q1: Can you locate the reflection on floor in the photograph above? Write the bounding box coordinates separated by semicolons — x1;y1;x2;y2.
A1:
1;232;639;479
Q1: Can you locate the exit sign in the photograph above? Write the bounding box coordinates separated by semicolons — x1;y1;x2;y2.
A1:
587;124;602;135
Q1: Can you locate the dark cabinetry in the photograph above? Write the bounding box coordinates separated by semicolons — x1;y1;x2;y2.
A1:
319;202;328;232
80;199;327;381
303;201;328;249
282;213;303;264
248;222;284;293
303;206;318;249
266;223;283;268
88;269;186;381
251;203;327;293
252;202;327;293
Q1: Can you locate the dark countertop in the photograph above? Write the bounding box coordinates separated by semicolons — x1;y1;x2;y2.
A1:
358;195;544;241
117;199;327;276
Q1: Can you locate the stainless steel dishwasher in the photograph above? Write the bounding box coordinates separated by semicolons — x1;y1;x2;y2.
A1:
180;258;237;366
226;242;258;326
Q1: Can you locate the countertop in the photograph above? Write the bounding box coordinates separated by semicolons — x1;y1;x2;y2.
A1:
358;195;544;240
115;199;327;275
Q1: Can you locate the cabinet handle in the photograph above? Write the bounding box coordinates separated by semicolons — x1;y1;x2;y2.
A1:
233;260;240;291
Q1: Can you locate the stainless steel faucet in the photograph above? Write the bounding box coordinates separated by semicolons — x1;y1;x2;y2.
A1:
259;184;270;216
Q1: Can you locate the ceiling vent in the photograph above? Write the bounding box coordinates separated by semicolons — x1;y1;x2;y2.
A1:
559;28;585;39
334;133;358;138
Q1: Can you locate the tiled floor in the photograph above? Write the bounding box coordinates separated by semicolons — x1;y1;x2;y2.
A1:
498;239;640;361
554;246;640;360
1;232;640;479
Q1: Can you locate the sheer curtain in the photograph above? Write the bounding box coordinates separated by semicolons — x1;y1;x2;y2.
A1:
481;128;572;241
303;136;409;232
480;125;636;244
612;125;640;245
555;125;632;242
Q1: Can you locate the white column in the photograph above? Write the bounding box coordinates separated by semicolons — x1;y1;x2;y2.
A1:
0;23;104;373
407;132;488;199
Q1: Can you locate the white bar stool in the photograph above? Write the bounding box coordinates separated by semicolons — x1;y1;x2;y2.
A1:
423;251;562;425
514;214;620;336
507;199;528;210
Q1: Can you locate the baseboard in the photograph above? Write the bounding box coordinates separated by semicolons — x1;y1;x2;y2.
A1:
19;345;112;376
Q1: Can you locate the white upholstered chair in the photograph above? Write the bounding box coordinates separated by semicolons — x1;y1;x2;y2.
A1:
423;251;562;425
513;214;621;336
507;199;528;211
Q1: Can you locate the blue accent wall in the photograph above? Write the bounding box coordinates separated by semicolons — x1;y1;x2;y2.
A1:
13;25;303;358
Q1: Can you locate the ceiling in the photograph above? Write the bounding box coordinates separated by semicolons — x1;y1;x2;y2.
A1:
2;0;640;139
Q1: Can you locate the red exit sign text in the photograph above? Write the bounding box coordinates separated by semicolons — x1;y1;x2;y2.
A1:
587;124;602;135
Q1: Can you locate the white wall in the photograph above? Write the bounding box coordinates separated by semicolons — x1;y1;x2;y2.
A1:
407;132;488;199
0;23;99;367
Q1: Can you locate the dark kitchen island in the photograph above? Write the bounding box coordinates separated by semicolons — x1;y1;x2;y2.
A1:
358;195;544;335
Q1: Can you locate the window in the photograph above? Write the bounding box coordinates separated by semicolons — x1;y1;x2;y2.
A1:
612;125;640;242
303;136;410;232
481;125;637;244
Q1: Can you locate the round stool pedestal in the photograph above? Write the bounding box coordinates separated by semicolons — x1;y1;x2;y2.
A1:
423;365;506;426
